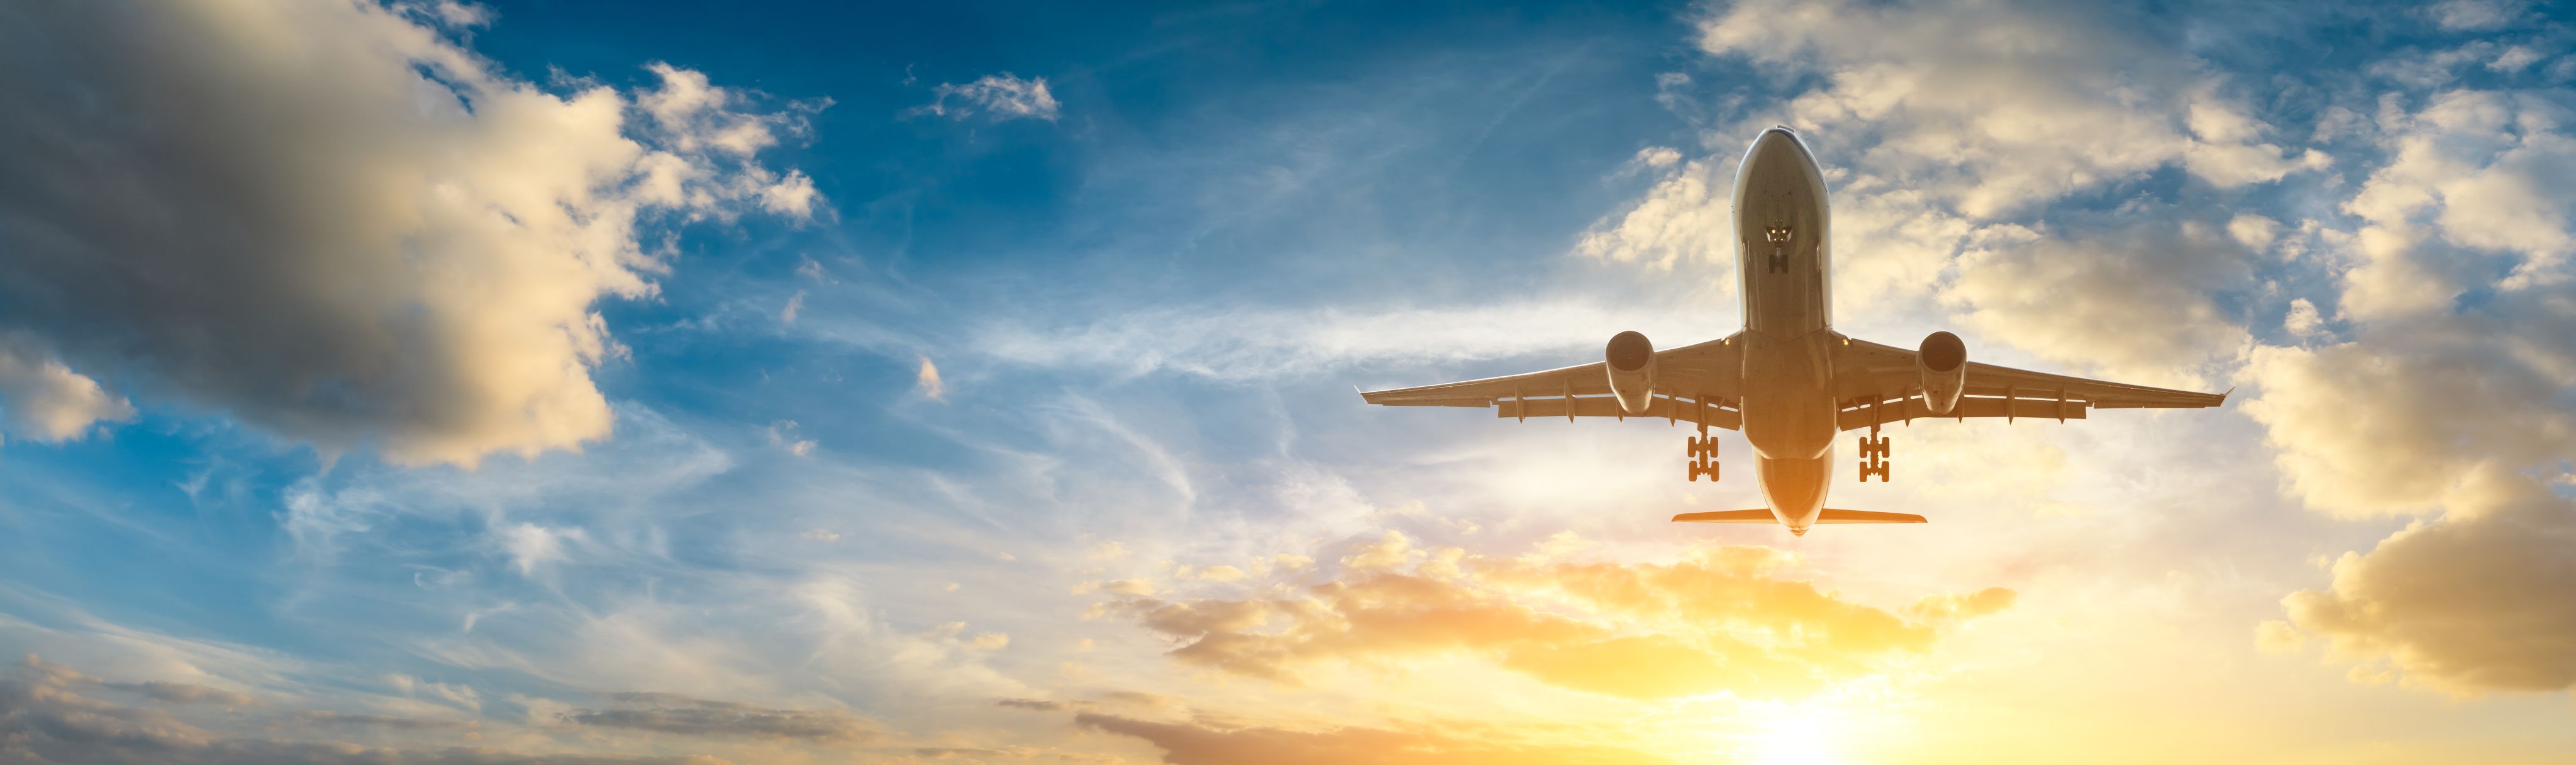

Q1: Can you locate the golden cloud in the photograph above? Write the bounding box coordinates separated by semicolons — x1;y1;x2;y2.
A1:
1104;540;2011;701
1075;712;1668;765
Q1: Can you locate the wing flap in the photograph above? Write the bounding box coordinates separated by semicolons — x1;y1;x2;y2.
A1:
1671;510;1777;523
1837;393;2089;430
1815;508;1926;524
1499;394;1741;429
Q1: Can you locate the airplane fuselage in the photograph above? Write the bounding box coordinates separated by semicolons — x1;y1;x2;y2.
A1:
1731;127;1843;534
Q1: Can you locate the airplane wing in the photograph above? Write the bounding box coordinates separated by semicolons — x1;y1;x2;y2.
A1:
1831;336;2226;430
1358;335;1745;429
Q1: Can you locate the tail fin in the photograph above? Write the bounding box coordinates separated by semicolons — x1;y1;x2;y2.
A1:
1671;510;1775;523
1816;509;1926;524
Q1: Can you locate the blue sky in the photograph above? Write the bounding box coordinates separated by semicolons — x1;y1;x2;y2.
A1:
3;1;2576;763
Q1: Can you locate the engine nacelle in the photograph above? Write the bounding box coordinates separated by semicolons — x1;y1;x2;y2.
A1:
1918;331;1967;415
1604;330;1657;415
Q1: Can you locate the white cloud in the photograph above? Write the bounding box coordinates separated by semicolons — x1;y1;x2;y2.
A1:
2282;298;2324;338
0;3;821;466
1942;221;2251;387
922;73;1062;121
1696;0;2320;219
975;300;1700;382
1575;155;1737;271
0;333;133;442
496;523;582;576
2228;213;2281;251
766;420;816;457
2428;0;2526;31
916;355;947;401
2340;90;2576;320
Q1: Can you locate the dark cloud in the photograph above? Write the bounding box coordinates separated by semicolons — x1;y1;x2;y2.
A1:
563;692;877;742
0;657;731;765
0;0;814;465
1075;713;1667;765
994;698;1071;711
103;681;256;708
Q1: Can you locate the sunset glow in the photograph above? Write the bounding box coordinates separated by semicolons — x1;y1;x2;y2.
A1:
3;1;2574;764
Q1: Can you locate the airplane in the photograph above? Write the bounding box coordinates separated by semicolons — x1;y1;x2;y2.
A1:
1358;126;2228;535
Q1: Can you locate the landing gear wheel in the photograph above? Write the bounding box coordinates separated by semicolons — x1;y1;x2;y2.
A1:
1689;460;1720;482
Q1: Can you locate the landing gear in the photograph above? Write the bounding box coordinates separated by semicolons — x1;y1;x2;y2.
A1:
1686;418;1719;482
1857;423;1892;482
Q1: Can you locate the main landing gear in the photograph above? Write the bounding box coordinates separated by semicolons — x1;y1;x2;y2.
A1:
1687;418;1720;482
1858;422;1892;481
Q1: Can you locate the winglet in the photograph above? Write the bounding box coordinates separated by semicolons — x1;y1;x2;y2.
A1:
2219;386;2235;405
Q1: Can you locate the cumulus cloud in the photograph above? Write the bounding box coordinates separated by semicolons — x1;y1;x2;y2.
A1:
1696;0;2319;218
2240;335;2573;518
921;73;1062;121
1943;221;2252;386
562;691;879;742
0;334;133;442
0;1;821;466
1076;713;1668;765
1101;539;2009;701
915;356;947;402
2340;90;2576;319
2240;84;2576;696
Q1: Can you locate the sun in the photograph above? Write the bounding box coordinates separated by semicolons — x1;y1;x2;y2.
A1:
1746;713;1846;765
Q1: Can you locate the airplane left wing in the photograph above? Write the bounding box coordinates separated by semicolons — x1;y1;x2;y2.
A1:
1359;335;1745;429
1831;336;2226;430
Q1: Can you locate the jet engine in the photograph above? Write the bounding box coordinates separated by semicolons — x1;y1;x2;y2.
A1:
1918;331;1967;415
1604;330;1657;415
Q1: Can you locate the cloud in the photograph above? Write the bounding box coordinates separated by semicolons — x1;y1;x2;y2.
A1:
0;333;133;442
2273;480;2576;695
1075;713;1669;765
0;1;819;466
1102;539;2009;701
102;680;256;708
766;420;818;457
1942;221;2251;386
562;691;879;742
976;301;1695;382
921;73;1062;121
2239;337;2574;518
916;356;947;402
1696;0;2319;218
1574;155;1736;271
2236;82;2576;695
0;657;724;765
2427;0;2527;31
2340;89;2576;320
496;523;583;576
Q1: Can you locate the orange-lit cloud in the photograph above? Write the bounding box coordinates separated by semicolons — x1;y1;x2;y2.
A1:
1104;539;2011;701
1075;712;1670;765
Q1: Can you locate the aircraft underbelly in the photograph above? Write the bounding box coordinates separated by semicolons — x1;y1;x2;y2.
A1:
1731;127;1841;532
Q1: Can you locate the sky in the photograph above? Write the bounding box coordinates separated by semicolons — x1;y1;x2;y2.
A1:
1;0;2574;763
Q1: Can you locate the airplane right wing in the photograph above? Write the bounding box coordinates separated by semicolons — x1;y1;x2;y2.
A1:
1831;337;2226;430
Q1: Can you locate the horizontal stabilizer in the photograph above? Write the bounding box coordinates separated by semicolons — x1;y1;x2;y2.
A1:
1671;510;1776;523
1816;509;1926;524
